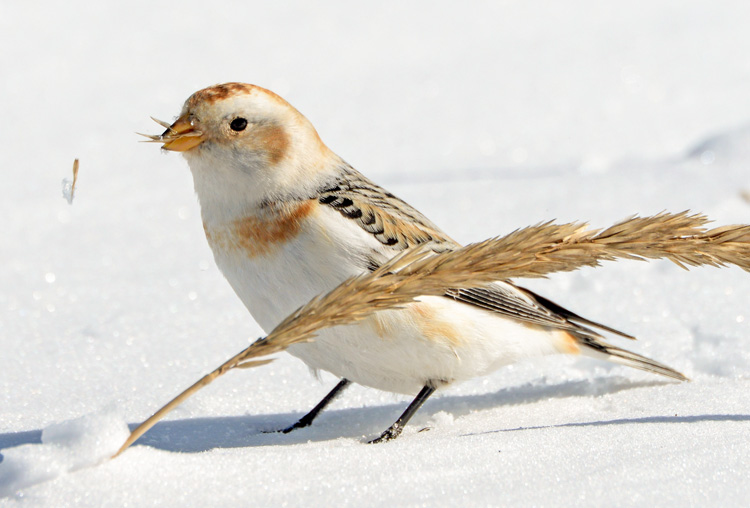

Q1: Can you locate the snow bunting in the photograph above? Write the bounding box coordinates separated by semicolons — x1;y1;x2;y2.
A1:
151;82;687;442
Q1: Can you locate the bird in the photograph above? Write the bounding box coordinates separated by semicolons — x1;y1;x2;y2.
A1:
148;82;687;443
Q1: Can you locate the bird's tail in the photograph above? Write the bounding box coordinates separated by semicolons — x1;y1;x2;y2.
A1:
575;334;689;381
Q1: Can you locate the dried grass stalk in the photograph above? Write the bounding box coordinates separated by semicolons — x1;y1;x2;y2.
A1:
113;211;750;457
62;159;80;205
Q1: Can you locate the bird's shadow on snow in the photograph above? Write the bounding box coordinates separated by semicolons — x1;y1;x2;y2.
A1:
0;431;42;453
137;377;658;452
2;377;748;457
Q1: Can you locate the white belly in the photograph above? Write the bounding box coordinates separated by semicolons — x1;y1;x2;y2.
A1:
284;296;567;394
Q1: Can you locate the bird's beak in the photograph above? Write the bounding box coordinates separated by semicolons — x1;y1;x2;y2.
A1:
141;114;206;152
160;114;206;152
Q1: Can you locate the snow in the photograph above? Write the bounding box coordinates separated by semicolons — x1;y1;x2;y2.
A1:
0;410;129;497
2;1;750;506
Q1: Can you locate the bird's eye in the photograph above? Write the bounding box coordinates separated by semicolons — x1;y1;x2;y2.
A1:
230;117;248;132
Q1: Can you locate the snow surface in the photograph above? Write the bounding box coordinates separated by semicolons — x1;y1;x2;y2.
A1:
2;1;750;506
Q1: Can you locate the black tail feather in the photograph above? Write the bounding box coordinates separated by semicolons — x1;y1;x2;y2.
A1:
521;288;637;340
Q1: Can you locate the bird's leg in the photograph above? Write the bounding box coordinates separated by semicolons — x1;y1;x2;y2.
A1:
278;378;351;433
369;384;436;443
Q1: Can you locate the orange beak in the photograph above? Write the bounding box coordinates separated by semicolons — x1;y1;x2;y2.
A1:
159;115;205;152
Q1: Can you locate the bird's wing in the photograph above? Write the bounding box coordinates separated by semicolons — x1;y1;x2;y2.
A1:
446;285;633;339
317;165;455;252
316;164;631;338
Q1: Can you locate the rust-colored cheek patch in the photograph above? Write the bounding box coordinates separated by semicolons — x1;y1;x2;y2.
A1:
206;201;316;258
253;124;289;164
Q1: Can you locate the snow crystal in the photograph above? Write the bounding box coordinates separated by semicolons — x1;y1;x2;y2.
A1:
61;178;75;204
428;411;455;427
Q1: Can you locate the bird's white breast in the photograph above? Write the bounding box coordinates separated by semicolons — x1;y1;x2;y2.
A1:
204;204;367;329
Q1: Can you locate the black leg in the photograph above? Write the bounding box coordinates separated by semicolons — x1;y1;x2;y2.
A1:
278;378;351;433
369;385;436;443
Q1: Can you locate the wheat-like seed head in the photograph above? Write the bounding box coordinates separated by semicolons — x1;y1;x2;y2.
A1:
239;211;750;365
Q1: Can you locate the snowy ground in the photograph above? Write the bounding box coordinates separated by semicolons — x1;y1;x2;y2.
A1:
2;1;750;506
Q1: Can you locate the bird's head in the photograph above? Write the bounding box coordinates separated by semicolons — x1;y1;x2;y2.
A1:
147;83;338;208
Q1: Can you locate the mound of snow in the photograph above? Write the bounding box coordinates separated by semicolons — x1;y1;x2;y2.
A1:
0;409;129;497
